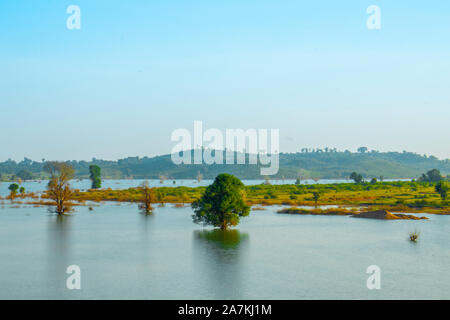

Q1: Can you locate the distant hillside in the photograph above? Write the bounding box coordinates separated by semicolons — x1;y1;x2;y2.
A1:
1;150;449;180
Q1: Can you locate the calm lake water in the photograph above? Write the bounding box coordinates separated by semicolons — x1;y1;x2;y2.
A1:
0;202;448;299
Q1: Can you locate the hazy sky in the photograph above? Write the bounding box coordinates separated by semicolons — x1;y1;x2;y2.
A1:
1;0;449;161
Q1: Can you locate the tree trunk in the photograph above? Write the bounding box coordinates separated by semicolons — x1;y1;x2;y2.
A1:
221;221;227;230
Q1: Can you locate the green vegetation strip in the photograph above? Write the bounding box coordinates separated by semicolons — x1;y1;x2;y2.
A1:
62;181;450;214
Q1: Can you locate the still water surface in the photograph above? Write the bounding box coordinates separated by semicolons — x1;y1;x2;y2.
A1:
0;202;448;299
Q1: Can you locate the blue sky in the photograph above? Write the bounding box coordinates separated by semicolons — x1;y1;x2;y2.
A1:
1;0;449;161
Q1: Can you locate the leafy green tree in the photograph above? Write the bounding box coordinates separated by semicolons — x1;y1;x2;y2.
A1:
435;181;449;201
357;147;368;153
192;174;250;230
19;186;26;194
370;178;378;184
419;169;442;182
350;172;363;184
8;183;19;200
89;165;101;189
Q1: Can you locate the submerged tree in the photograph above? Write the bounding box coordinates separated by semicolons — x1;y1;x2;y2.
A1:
8;183;19;200
44;161;75;215
192;174;250;230
409;230;420;242
138;181;156;214
89;165;102;189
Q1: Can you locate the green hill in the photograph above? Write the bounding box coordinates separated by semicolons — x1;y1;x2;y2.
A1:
1;150;449;181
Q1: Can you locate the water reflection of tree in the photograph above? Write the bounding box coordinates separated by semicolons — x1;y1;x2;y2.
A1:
140;210;155;241
194;229;248;250
138;211;155;267
45;214;73;298
192;229;249;299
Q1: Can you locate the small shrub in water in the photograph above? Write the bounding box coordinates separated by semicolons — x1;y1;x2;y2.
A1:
409;231;420;242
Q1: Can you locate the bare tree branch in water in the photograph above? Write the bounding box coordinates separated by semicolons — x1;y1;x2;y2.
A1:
44;161;74;215
138;181;156;214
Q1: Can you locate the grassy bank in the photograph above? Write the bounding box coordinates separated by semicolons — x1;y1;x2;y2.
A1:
63;181;450;214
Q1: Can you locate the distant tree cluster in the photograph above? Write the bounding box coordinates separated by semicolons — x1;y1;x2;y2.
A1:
415;169;449;201
299;146;372;153
300;147;340;153
418;169;443;182
16;169;34;181
357;147;368;153
350;172;364;184
7;183;26;200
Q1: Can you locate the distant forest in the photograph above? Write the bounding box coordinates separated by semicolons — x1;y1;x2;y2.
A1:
1;149;449;181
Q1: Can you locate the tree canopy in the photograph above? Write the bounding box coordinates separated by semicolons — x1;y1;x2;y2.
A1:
192;174;250;230
357;147;368;153
8;183;19;195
